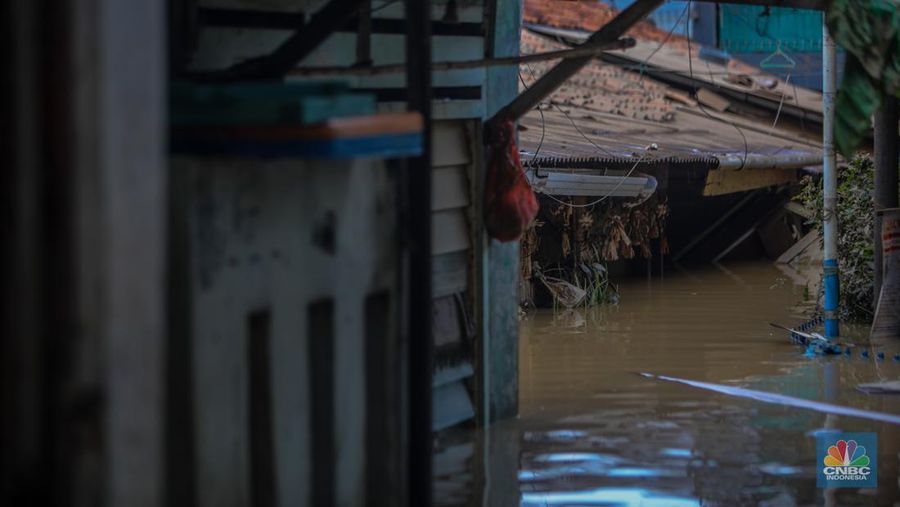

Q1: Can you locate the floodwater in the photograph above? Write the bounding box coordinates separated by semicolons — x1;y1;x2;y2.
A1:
437;261;900;507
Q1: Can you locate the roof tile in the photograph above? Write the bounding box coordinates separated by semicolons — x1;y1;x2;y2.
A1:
523;0;689;47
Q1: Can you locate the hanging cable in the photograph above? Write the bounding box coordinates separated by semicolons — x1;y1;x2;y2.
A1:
518;71;546;167
686;0;750;169
515;3;696;209
766;73;790;138
637;2;690;83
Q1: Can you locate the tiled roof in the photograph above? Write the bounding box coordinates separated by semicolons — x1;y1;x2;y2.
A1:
520;30;677;123
518;0;823;169
523;0;690;48
519;29;821;165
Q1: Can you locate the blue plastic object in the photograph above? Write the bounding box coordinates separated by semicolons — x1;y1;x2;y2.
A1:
171;132;424;159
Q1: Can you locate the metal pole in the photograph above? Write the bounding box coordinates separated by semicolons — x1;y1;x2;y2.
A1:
822;18;840;339
405;0;433;505
874;97;899;302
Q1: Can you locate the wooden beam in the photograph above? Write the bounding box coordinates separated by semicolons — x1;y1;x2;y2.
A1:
405;0;433;505
874;97;899;301
673;189;761;262
776;229;820;264
288;37;636;76
196;7;485;37
489;0;664;123
703;167;798;196
190;0;367;81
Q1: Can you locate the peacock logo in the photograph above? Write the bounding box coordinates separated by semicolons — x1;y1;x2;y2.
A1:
823;439;870;467
817;433;877;488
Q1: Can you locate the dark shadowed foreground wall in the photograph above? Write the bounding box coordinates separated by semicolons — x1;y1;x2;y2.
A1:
1;0;166;506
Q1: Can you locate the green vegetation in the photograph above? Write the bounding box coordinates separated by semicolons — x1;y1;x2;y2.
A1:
572;258;619;307
796;154;875;322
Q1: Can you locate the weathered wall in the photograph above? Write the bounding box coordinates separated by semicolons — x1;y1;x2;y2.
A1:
171;157;402;506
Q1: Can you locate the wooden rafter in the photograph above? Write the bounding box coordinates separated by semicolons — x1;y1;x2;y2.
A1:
489;0;665;123
190;0;368;82
288;37;636;76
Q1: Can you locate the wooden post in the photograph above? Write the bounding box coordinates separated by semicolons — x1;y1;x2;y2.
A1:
101;1;167;505
874;97;899;302
405;1;433;505
483;0;523;426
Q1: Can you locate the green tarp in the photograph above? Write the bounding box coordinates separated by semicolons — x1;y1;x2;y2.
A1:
826;0;900;157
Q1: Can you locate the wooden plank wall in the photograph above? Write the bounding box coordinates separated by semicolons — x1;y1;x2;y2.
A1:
431;121;477;431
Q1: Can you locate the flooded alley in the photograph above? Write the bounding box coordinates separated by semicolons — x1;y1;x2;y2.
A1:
439;262;900;506
8;1;900;505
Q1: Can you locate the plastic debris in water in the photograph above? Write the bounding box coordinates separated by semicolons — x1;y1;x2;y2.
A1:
769;322;843;356
637;372;900;425
805;341;842;357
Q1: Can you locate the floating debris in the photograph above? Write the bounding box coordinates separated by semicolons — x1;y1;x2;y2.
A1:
637;372;900;425
856;381;900;395
534;270;587;308
768;322;843;355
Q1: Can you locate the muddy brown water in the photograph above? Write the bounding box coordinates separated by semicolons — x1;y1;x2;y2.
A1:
436;261;900;507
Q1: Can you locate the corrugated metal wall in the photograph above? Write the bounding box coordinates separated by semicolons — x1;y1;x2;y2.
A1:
717;6;839;91
719;6;822;53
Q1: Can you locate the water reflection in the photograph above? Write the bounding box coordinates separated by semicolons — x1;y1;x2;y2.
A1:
438;262;900;506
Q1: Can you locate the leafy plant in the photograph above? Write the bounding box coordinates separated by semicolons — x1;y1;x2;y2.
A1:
795;154;877;322
572;255;619;307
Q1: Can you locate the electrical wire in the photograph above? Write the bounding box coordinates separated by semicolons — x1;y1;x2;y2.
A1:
521;63;619;159
686;0;750;169
520;1;797;206
766;73;790;138
519;72;546;164
518;65;645;209
536;156;645;208
523;3;698;162
519;62;647;209
516;4;697;209
637;2;690;83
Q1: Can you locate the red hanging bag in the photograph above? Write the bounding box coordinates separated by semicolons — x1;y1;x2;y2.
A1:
484;120;539;242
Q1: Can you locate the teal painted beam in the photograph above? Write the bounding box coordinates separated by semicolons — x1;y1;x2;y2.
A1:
483;0;521;424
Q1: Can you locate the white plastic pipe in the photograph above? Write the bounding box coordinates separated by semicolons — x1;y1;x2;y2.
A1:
822;18;840;339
